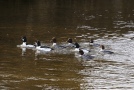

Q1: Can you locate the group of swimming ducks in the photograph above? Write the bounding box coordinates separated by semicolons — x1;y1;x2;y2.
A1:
17;36;114;60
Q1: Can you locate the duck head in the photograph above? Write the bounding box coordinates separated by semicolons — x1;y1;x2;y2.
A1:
67;38;73;43
101;45;105;50
79;49;84;55
51;37;57;43
22;36;27;42
74;42;80;48
34;40;41;47
90;38;94;43
37;40;41;46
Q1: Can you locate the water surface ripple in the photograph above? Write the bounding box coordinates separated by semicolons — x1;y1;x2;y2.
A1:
0;0;134;90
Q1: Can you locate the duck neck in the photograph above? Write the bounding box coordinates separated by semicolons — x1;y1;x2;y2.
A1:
100;48;104;51
22;42;27;46
68;43;72;45
89;42;94;45
52;43;57;46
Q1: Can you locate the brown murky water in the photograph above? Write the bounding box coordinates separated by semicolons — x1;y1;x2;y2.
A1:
0;0;134;89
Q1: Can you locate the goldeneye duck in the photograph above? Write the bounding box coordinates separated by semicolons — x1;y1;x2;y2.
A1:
51;37;66;49
82;38;100;47
17;36;35;48
35;40;53;52
100;45;114;54
66;38;75;47
89;38;100;47
74;42;90;53
79;49;94;60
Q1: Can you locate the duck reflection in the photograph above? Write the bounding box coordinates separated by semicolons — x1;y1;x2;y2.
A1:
21;47;26;56
34;49;52;60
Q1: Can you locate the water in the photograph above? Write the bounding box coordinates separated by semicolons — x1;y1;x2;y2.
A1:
0;0;134;89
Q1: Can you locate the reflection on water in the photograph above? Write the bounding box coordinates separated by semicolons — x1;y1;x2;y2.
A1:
0;0;134;89
21;48;26;56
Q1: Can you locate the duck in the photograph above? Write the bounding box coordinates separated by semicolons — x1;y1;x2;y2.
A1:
78;49;94;60
74;42;90;53
35;40;53;52
89;38;100;47
66;38;75;48
100;45;114;54
82;38;100;47
51;37;66;49
18;36;35;48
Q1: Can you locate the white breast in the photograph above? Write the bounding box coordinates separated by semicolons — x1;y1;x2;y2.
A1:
36;46;52;52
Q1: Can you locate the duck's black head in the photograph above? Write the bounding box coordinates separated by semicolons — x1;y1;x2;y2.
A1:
101;45;105;50
37;40;41;46
79;49;84;55
90;38;94;43
22;36;27;42
74;42;80;48
67;38;73;43
51;37;57;43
